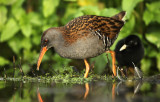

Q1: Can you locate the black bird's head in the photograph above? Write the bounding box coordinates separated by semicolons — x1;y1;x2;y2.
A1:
119;35;142;51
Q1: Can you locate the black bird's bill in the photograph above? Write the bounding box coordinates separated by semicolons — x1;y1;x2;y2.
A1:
119;44;127;51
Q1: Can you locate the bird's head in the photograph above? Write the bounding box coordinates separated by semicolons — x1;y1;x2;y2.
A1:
37;28;62;70
119;35;141;51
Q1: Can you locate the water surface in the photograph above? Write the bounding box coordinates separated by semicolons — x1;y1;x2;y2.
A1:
0;76;160;102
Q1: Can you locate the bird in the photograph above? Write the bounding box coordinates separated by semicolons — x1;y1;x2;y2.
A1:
37;11;126;78
114;35;144;78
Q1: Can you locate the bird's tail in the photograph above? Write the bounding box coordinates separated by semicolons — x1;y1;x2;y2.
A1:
111;11;126;21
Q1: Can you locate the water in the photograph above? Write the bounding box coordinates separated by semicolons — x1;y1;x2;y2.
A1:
0;76;160;102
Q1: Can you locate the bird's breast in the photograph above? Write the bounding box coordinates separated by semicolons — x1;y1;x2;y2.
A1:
54;33;106;59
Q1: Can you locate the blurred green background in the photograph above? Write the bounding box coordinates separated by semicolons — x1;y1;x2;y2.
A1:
0;0;160;77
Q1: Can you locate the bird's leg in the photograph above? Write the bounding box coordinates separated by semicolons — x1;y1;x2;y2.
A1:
106;51;116;76
128;67;134;75
117;66;126;81
132;62;143;79
84;59;90;78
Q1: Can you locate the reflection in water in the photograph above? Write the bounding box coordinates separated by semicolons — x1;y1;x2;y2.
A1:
112;83;116;102
37;88;43;102
84;83;89;99
0;78;160;102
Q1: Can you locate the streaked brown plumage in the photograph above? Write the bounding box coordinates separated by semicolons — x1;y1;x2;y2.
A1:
37;11;126;78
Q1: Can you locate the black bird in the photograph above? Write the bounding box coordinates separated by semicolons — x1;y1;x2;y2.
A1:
115;35;144;79
115;35;144;67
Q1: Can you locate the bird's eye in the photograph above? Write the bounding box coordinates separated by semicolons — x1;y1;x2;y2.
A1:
129;40;133;44
134;41;138;45
44;39;48;43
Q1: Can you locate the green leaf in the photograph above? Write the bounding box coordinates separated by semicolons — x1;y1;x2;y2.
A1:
19;14;32;37
100;8;120;17
21;38;32;50
157;53;160;72
146;1;160;13
1;18;19;42
122;0;143;18
0;6;7;31
32;31;41;45
8;36;32;54
90;53;109;74
23;50;39;64
143;2;160;25
146;2;160;24
120;14;135;35
0;56;10;66
0;0;17;5
11;0;24;7
42;0;60;17
8;36;22;54
61;4;81;25
79;6;100;15
143;10;154;25
12;6;25;21
52;54;71;70
22;64;30;74
141;58;151;75
146;31;160;49
28;12;42;26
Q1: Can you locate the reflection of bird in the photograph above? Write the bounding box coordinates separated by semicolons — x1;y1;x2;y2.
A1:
115;35;144;67
37;11;126;78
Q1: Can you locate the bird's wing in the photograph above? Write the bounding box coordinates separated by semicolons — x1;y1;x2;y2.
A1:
63;15;124;47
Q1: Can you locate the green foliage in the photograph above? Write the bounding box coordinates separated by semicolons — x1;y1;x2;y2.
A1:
42;0;60;17
0;57;9;66
122;0;143;18
0;0;160;76
1;18;20;42
143;1;160;25
0;6;7;31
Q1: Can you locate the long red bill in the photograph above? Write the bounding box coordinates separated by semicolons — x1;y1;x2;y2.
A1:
37;46;47;70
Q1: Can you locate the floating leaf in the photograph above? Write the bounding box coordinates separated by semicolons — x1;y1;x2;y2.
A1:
1;18;19;42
